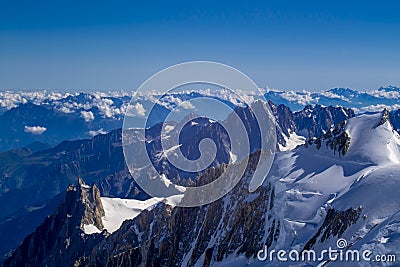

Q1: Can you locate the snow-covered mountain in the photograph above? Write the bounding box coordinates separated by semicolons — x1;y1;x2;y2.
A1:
268;101;355;150
5;107;400;266
272;110;400;266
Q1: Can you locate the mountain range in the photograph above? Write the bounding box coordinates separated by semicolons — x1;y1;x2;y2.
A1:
1;88;400;266
4;108;400;266
1;86;400;151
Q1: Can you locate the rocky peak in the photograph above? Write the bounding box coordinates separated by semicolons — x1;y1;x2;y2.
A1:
304;207;362;250
294;104;355;139
267;101;355;150
52;178;105;232
268;100;296;146
77;178;105;231
376;108;391;128
4;178;106;267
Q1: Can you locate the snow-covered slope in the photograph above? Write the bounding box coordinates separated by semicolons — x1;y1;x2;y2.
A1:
346;111;400;165
277;130;306;151
267;111;400;266
84;197;162;234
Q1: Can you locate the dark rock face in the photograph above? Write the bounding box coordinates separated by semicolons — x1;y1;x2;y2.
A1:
144;102;271;184
229;105;263;153
81;153;280;267
78;178;105;231
293;104;355;139
306;121;351;156
268;101;296;147
267;101;355;149
103;247;143;267
390;109;400;132
376;108;391;128
4;179;107;267
304;207;362;250
145;116;232;184
0;192;65;265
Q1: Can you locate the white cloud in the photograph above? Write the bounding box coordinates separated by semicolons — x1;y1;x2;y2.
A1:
88;128;107;137
355;104;400;113
319;91;349;101
24;125;47;135
281;91;313;106
94;98;116;118
157;95;197;110
126;103;146;117
81;111;95;122
179;101;195;110
58;106;73;113
369;90;400;99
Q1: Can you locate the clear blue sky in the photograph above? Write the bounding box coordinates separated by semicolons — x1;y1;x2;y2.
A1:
0;0;399;91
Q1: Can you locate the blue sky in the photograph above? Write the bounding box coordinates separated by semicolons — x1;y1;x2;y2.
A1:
0;0;399;91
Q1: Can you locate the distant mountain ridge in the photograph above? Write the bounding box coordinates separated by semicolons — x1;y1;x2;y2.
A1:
264;85;400;112
1;87;400;151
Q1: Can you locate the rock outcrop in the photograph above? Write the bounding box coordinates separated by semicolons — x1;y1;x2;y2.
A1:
4;179;107;267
